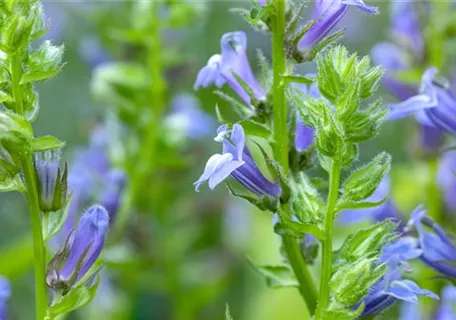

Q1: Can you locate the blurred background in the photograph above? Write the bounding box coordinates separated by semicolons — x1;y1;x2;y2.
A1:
0;1;446;319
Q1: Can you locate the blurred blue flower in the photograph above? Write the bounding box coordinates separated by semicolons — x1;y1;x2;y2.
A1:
407;206;456;278
438;151;456;212
42;3;67;41
79;37;111;68
338;176;402;226
165;93;215;139
359;237;438;317
100;169;127;223
194;31;266;104
399;302;421;320
48;205;109;289
389;68;456;135
435;285;456;319
194;124;281;197
0;276;10;320
298;0;378;51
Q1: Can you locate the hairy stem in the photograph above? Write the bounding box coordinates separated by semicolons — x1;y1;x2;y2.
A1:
11;53;48;320
272;0;317;314
316;159;341;319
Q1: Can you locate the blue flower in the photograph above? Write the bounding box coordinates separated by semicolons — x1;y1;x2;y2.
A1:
435;285;456;320
389;68;456;136
407;206;456;278
79;36;110;68
0;276;10;320
338;176;403;226
194;31;266;105
358;237;438;317
165;93;215;139
48;205;109;291
438;151;456;212
100;169;126;223
390;1;423;54
194;124;281;197
293;82;318;152
35;150;68;212
298;0;378;51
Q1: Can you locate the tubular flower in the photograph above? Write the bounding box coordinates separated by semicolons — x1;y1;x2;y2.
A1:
298;0;378;51
389;68;456;136
35;150;68;212
194;124;281;198
435;285;456;320
0;276;10;320
358;237;438;317
100;169;127;223
438;151;456;212
194;31;266;104
293;82;319;152
165;93;215;140
407;206;456;278
47;205;110;292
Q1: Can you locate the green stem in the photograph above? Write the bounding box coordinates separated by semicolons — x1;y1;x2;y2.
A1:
113;3;166;239
316;159;341;319
272;0;317;314
11;54;48;319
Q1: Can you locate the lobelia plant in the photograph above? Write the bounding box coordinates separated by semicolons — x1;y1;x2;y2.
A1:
0;1;111;319
194;1;442;319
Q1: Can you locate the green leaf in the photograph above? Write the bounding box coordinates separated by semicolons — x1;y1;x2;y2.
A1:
213;90;254;118
239;119;272;139
0;90;13;103
335;195;389;214
341;152;391;202
251;263;299;289
42;194;73;243
323;302;364;320
215;104;228;124
284;75;316;86
0;174;24;193
31;136;65;152
46;277;100;319
225;304;234;320
276;205;325;240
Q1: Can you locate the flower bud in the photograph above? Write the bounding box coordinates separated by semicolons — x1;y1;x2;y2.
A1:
47;205;109;293
34;150;68;212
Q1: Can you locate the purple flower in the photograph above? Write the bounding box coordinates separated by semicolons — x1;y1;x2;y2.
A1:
359;237;438;317
438;151;456;212
194;31;266;104
258;0;267;6
389;68;456;135
293;82;318;152
338;176;402;226
100;169;126;223
0;276;10;320
35;150;67;212
390;1;423;55
79;37;110;68
435;285;456;320
194;124;281;197
371;42;417;101
407;206;456;278
298;0;378;51
420;124;443;154
48;205;109;290
165;93;215;139
295;115;315;152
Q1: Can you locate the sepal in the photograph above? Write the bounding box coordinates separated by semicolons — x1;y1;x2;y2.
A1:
21;41;65;84
250;262;298;289
340;152;391;202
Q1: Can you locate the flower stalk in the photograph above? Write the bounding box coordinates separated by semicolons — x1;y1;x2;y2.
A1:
11;51;48;320
316;159;341;319
272;0;317;314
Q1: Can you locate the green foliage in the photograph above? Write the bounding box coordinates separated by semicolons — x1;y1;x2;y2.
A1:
225;304;234;320
252;263;299;289
21;40;64;84
326;221;396;316
46;277;100;320
340;152;391;203
31;136;65;152
42;194;72;242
